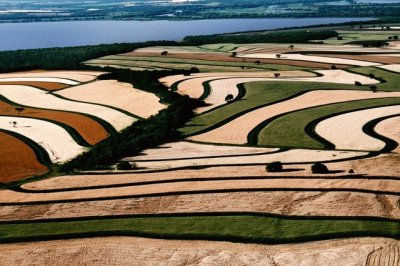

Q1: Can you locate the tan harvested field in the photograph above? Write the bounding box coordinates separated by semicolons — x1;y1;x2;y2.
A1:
0;116;87;163
190;90;400;145
0;131;48;183
315;105;400;151
374;116;400;152
0;81;69;90
0;100;108;145
378;64;400;73
0;70;104;83
132;149;367;170
56;80;166;118
308;54;400;64
2;192;399;220
0;85;136;132
124;51;350;69
239;53;382;67
129;141;278;161
160;71;312;88
5;175;400;203
0;236;396;266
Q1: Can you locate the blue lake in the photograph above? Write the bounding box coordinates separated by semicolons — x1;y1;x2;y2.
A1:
0;17;373;51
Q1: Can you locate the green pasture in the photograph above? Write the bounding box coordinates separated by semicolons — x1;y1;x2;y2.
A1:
0;214;398;244
256;98;400;149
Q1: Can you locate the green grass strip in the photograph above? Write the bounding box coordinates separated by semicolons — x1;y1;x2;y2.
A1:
255;98;400;149
0;214;398;244
181;81;360;136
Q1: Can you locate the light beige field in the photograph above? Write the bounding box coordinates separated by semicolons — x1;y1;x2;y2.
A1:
56;80;166;118
378;64;400;73
316;105;400;151
0;116;87;163
375;116;400;152
3;176;399;203
1;192;398;221
190;90;400;145
131;149;367;170
0;70;104;83
0;85;136;131
128;141;278;161
239;53;382;66
0;237;396;266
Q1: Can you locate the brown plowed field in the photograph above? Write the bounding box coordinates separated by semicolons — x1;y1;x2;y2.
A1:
0;132;48;183
0;100;109;145
0;81;69;91
123;52;351;69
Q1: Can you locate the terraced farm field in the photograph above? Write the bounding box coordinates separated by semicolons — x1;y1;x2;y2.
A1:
1;39;400;264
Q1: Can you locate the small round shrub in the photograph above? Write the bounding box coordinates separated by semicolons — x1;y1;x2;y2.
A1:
266;161;283;172
348;169;355;174
117;161;133;170
311;163;329;174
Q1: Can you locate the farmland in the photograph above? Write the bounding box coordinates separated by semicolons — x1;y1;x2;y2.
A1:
0;27;400;265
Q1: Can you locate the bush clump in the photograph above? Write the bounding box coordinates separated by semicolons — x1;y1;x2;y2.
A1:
311;163;329;174
117;161;134;170
266;161;283;172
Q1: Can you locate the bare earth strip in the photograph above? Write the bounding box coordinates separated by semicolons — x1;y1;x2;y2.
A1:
159;71;313;88
315;105;400;151
3;176;399;203
190;90;400;145
238;53;382;66
1;192;399;221
131;149;366;170
56;80;166;118
0;81;69;91
0;71;104;83
375;116;400;152
378;64;400;73
0;77;80;85
128;141;278;161
0;85;136;131
0;236;396;266
0;116;87;163
0;131;48;183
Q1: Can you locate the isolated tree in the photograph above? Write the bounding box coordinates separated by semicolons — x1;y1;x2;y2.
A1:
331;64;337;70
394;36;399;40
254;60;261;65
289;45;294;49
10;121;17;128
276;54;282;59
266;161;283;172
370;85;378;93
355;81;362;86
225;94;234;102
337;36;343;40
189;67;200;73
160;51;168;56
231;51;237;57
15;107;25;114
240;65;245;70
311;163;329;174
388;36;393;40
274;73;281;78
368;73;376;79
